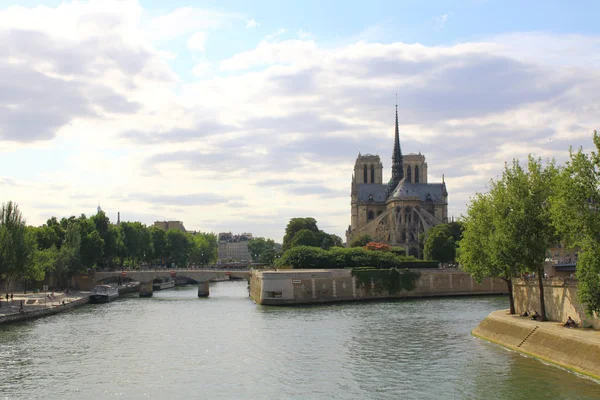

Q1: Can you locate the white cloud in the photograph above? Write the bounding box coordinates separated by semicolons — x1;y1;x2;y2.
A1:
265;28;287;40
220;39;318;70
192;62;212;77
1;0;600;242
245;19;259;28
298;29;312;39
187;31;208;51
147;6;241;42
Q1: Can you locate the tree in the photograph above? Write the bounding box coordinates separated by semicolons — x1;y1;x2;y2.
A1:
0;202;33;286
424;227;455;263
189;233;218;266
550;131;600;315
166;229;191;267
349;234;372;248
282;218;319;251
149;226;167;266
459;158;557;317
55;221;83;287
248;237;279;264
290;229;320;248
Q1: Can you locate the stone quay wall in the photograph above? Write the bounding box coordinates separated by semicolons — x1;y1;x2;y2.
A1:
473;310;600;380
512;278;600;330
0;296;90;325
250;269;507;305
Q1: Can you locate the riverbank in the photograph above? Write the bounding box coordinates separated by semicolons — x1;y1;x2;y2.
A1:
0;291;89;325
250;268;506;305
473;309;600;380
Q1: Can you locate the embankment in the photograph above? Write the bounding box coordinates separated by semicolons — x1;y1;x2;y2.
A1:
0;296;89;325
473;310;600;380
250;268;506;305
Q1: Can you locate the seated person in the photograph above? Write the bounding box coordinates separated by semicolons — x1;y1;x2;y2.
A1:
521;310;530;317
564;316;577;328
531;311;540;320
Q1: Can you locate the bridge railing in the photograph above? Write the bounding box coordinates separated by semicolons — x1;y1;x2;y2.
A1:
95;267;252;273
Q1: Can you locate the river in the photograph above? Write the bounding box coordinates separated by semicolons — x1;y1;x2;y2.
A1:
1;281;599;399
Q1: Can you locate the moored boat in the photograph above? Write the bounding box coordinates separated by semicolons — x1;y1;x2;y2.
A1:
152;277;175;291
90;285;119;304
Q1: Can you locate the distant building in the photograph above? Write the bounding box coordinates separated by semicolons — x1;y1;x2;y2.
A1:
218;232;253;261
153;221;186;232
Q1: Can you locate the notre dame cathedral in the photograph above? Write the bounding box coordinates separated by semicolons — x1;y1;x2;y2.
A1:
346;106;449;257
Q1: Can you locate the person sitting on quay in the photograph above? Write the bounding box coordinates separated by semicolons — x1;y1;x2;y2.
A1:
564;316;577;328
521;310;530;317
531;311;541;321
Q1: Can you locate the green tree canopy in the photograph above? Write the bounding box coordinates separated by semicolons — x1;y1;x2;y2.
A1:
550;131;600;314
423;226;455;263
349;234;372;248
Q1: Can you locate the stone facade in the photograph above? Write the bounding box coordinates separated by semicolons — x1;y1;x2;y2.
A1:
153;221;186;232
217;232;253;261
346;107;448;256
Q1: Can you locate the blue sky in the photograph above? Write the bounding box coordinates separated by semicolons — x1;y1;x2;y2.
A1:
0;0;599;241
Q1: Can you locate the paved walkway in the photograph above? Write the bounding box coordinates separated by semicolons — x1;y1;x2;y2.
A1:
0;291;87;318
489;309;600;345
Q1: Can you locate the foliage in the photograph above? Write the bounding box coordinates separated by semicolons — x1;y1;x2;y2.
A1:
282;217;345;251
275;245;431;270
364;242;391;252
189;232;218;265
550;131;600;315
349;234;372;248
248;237;280;264
351;267;420;295
0;202;33;284
166;229;191;267
423;226;456;263
459;157;557;316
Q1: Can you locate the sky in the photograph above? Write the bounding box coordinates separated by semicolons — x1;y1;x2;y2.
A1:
1;0;600;242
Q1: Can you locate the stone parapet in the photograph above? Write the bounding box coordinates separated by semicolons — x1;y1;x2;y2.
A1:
513;278;600;329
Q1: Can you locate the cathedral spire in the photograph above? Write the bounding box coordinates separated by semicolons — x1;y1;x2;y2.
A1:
388;102;404;192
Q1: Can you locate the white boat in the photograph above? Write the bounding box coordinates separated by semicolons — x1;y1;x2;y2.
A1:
90;285;119;304
152;278;175;291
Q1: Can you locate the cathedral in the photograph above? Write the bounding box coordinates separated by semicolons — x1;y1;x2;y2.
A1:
346;106;449;257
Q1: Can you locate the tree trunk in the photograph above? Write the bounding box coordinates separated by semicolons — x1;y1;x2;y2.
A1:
537;266;547;321
506;278;515;314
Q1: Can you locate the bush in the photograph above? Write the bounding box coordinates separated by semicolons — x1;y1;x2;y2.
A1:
275;246;434;270
364;242;391;252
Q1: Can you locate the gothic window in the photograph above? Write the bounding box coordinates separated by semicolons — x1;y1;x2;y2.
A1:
406;165;412;183
402;231;406;242
368;211;374;221
415;166;420;183
371;165;375;183
363;165;368;183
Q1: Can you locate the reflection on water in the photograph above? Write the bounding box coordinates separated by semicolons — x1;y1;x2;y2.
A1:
1;281;599;399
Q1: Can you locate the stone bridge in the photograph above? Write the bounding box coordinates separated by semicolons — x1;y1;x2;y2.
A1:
74;269;252;298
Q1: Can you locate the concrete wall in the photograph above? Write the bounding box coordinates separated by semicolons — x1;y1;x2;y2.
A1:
250;269;507;305
513;278;600;329
0;296;89;325
473;310;600;380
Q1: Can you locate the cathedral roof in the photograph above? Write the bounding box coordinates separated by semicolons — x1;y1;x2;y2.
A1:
388;179;446;203
357;184;388;203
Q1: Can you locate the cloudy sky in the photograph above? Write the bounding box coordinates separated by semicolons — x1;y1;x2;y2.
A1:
1;0;599;242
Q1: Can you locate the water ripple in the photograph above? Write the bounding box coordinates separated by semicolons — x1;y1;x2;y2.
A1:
1;283;599;399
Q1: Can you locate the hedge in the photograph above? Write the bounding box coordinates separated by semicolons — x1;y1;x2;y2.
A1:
275;246;440;270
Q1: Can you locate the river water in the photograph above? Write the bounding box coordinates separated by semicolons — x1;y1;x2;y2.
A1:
1;281;599;399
